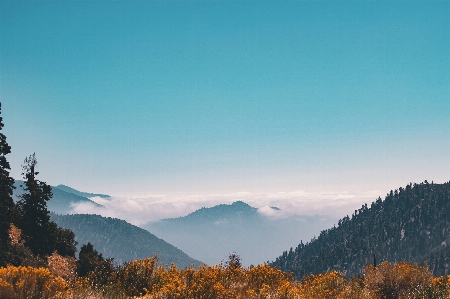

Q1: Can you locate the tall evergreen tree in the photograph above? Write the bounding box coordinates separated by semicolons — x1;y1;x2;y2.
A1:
0;103;16;266
16;154;77;258
17;153;55;256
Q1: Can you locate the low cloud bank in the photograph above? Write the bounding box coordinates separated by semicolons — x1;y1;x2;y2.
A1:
69;190;382;227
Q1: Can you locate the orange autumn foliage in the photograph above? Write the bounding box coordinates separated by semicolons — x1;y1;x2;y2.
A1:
2;258;450;299
0;265;67;299
8;224;23;246
363;261;434;299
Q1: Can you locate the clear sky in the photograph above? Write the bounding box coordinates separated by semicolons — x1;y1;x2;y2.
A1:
1;1;449;215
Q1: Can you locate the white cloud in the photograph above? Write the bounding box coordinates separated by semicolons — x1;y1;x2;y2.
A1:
69;189;382;227
257;206;283;218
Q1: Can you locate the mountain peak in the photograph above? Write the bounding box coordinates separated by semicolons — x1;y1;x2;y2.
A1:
230;200;252;208
199;200;256;214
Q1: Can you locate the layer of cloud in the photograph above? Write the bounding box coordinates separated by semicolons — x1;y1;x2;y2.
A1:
69;189;383;227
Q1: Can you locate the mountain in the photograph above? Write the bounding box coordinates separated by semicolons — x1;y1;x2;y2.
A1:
13;180;102;215
54;184;110;199
270;181;450;278
144;201;337;266
51;213;203;268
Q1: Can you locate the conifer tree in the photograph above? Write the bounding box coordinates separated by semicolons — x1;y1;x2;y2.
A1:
225;252;242;269
77;242;104;277
0;103;15;266
17;153;55;256
16;154;77;259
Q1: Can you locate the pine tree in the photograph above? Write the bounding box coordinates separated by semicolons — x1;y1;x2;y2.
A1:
17;153;54;256
0;103;16;266
77;242;104;277
225;252;242;269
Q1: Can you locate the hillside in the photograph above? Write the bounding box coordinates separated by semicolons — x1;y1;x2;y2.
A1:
13;180;102;214
145;201;337;266
54;184;110;199
51;213;202;268
270;181;450;278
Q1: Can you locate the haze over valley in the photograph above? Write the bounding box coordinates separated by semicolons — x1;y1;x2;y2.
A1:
14;180;343;266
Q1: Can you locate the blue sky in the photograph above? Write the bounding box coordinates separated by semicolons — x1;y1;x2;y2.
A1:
1;1;449;210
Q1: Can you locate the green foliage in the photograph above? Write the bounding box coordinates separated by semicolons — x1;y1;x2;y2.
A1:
49;222;77;258
74;243;125;297
271;181;450;278
14;154;77;259
4;242;47;268
17;154;54;256
0;103;15;266
77;242;105;277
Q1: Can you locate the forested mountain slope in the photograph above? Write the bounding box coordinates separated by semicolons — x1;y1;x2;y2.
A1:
271;181;450;278
51;213;202;268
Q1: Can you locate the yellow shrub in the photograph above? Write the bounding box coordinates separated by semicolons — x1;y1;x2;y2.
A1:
141;262;296;299
0;265;68;299
65;256;449;299
364;261;433;299
298;270;348;299
117;256;158;296
246;264;294;298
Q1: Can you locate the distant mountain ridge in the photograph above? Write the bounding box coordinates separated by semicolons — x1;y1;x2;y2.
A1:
54;184;110;199
270;181;450;278
13;180;102;214
145;201;337;266
51;213;203;268
167;201;257;223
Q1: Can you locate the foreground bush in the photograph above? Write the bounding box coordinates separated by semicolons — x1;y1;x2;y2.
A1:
364;261;434;299
2;259;450;299
0;265;67;299
116;257;158;297
298;271;348;299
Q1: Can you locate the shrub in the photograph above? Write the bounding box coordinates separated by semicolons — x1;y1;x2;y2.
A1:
299;270;348;299
47;251;77;281
364;261;433;299
116;256;158;296
0;265;67;299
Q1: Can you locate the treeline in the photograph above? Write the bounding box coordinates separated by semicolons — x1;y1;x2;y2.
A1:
271;181;450;278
